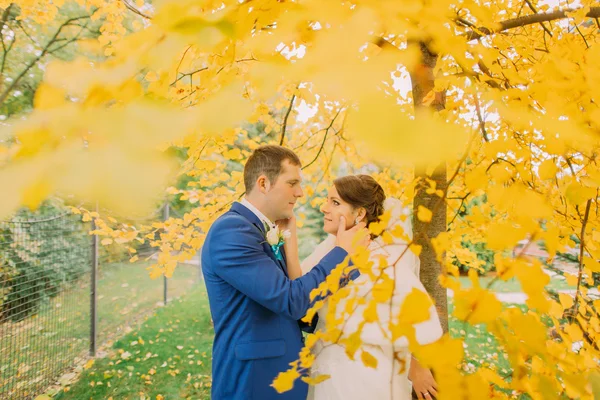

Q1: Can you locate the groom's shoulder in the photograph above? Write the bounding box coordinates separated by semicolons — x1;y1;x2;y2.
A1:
209;209;255;236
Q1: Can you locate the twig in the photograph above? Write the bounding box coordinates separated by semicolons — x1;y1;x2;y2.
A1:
474;94;489;142
524;0;553;37
171;67;208;86
279;91;296;145
572;199;592;322
120;0;152;20
174;45;193;79
302;108;344;170
448;193;471;226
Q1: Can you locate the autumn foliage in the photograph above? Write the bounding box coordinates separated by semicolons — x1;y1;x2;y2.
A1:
1;0;600;398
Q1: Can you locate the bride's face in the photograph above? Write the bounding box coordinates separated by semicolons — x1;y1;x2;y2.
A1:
321;186;357;235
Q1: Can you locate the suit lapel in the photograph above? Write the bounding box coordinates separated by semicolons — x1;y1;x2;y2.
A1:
230;202;288;276
279;246;288;271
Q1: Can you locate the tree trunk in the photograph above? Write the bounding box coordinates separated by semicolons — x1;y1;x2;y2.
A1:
409;42;449;333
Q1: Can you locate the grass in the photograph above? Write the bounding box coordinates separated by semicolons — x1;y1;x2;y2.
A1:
57;287;213;400
456;274;576;293
0;261;198;399
63;291;517;400
53;274;569;400
447;300;524;377
95;261;198;339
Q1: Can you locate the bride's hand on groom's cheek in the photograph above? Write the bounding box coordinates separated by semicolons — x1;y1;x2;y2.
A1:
276;214;297;234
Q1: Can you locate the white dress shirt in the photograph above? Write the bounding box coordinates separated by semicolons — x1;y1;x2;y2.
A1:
239;198;276;231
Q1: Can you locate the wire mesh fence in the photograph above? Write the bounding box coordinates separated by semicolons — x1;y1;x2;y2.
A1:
0;212;91;399
0;205;200;399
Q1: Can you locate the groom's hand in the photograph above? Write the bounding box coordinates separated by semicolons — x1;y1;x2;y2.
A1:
335;216;369;253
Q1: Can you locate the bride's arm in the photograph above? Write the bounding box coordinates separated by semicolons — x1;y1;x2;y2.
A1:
280;215;303;280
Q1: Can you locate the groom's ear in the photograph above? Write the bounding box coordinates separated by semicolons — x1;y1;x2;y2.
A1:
256;175;271;194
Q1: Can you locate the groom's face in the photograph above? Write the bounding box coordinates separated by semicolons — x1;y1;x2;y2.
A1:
265;160;304;220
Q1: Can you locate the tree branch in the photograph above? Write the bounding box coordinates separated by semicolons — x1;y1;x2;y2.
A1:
121;0;152;20
171;67;208;86
302;108;343;170
0;15;90;106
572;199;592;322
464;7;600;41
174;45;192;79
48;21;90;54
0;4;14;81
17;21;42;48
524;0;553;37
448;193;470;227
475;94;490;142
279;91;296;145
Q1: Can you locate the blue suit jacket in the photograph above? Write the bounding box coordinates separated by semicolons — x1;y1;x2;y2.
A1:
201;202;348;400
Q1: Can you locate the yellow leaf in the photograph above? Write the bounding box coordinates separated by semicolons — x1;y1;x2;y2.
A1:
271;368;300;393
417;206;432;223
347;93;469;165
147;264;163;280
84;359;95;369
486;222;521;251
363;301;378;323
145;71;158;82
34;83;66;110
584;256;600;273
223;148;242;160
130;255;139;263
565;273;579;286
101;238;113;246
22;179;52;211
558;293;574;310
415;335;463;368
409;243;422;257
589;371;600;399
398;288;432;325
538;159;558;180
372;275;394;303
564;323;584;342
422;90;436;106
360;350;378;369
488;164;512;184
465;168;488;192
453;288;502;324
565;182;595;206
301;374;331;385
549;300;564;319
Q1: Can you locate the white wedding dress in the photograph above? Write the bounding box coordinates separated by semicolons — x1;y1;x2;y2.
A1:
301;198;443;400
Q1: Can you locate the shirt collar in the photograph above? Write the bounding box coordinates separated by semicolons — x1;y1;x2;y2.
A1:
239;198;276;230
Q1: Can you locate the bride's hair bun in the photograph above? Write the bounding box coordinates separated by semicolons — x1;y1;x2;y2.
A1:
333;175;386;235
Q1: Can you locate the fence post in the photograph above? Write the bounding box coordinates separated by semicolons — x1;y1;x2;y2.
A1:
90;205;98;357
163;203;169;306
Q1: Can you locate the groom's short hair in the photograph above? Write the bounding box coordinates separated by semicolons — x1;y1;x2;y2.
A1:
244;145;301;193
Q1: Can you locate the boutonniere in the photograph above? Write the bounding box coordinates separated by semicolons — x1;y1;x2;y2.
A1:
265;224;291;261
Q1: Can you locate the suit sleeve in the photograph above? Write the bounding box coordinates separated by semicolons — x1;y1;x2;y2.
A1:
209;216;348;320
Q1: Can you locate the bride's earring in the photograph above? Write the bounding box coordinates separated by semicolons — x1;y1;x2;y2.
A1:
354;217;360;226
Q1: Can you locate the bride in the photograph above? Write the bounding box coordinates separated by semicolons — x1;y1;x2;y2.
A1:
283;175;443;400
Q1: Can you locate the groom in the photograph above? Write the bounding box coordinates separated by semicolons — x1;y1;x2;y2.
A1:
201;145;364;400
